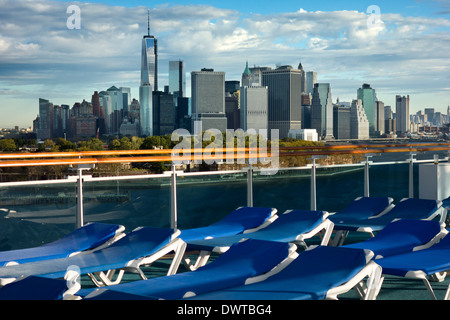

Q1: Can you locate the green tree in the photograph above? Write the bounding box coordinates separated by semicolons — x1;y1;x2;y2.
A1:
0;139;17;152
108;139;121;150
56;138;76;152
77;138;104;151
38;139;58;152
140;136;162;149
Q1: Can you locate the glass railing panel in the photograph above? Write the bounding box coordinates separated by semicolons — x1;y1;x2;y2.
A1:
176;171;247;229
82;176;171;232
315;165;366;213
0;181;77;250
253;168;311;213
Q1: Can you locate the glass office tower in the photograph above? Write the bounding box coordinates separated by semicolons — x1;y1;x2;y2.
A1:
139;12;157;136
169;60;186;98
357;84;377;137
311;83;334;139
141;36;158;90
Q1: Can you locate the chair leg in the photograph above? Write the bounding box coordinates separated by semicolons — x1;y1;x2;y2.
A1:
423;279;438;300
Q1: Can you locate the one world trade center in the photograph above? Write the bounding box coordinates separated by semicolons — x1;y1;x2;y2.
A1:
140;10;158;136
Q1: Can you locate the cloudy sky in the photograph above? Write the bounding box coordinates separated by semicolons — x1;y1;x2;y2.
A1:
0;0;449;128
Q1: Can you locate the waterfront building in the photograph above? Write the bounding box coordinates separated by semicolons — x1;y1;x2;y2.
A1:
357;84;377;137
240;86;268;132
310;83;334;140
191;69;227;133
350;99;370;140
396;95;410;135
262;65;303;138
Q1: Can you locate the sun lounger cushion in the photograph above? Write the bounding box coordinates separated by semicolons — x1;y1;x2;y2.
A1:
344;219;444;258
186;210;328;250
334;198;441;232
0;222;123;266
0;227;176;280
179;207;275;243
187;246;373;300
329;197;392;223
377;232;450;277
0;276;69;300
81;239;292;300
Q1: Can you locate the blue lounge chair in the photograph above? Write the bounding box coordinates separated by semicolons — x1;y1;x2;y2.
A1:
329;197;394;224
179;206;277;243
332;198;444;245
0;222;125;267
0;268;81;300
180;206;277;270
344;219;447;258
78;239;298;300
185;246;382;300
376;232;450;300
185;209;333;254
0;227;186;287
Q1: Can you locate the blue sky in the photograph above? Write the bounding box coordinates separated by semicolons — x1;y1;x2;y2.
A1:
0;0;449;128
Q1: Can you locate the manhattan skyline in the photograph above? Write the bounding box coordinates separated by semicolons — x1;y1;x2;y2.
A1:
0;0;449;128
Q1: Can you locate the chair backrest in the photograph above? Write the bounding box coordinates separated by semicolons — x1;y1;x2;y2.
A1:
385;198;439;220
335;197;392;219
203;239;291;276
43;222;123;251
260;210;326;233
211;207;275;230
0;222;124;266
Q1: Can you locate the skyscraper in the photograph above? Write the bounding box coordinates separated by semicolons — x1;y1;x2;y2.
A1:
242;61;252;87
375;100;385;136
357;84;377;137
140;11;157;136
297;61;306;94
37;98;53;140
191;68;227;133
350;99;370;140
262;65;303;138
396;95;410;134
240;86;268;132
140;84;153;136
306;71;317;95
141;11;158;90
311;83;334;139
169;60;185;98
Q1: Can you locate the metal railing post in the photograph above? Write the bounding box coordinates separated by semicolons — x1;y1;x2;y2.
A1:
309;156;327;211
76;167;84;229
311;158;317;211
409;153;416;198
363;154;376;198
247;163;253;207
75;164;95;229
170;164;178;230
